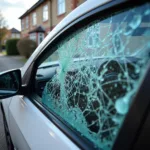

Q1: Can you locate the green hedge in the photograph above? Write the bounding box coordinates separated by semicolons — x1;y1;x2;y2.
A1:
6;39;20;55
17;38;37;58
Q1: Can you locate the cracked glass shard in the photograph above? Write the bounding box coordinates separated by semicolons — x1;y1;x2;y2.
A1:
40;3;150;150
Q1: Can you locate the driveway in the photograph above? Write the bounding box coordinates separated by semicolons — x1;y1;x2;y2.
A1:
0;55;25;150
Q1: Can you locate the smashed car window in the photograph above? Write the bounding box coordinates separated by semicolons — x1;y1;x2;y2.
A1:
38;3;150;150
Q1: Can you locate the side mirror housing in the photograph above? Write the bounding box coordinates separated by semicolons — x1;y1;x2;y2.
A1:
0;69;21;99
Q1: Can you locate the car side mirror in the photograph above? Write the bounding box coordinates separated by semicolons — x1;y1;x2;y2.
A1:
0;69;21;99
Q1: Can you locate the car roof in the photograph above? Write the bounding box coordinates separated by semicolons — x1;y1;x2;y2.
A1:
22;0;112;76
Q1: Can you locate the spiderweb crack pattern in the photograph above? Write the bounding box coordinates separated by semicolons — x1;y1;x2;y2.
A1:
42;4;150;149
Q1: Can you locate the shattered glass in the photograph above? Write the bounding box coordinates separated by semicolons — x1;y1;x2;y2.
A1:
39;3;150;150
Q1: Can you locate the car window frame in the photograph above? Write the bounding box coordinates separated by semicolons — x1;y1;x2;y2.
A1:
22;0;150;149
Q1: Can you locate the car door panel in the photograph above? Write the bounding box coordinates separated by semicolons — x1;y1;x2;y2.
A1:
8;95;79;150
2;97;12;126
9;111;30;150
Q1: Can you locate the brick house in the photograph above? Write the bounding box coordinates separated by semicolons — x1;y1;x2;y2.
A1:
19;0;85;45
2;28;21;45
9;28;21;39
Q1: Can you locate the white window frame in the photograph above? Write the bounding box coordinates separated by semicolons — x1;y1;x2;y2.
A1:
26;16;29;29
21;20;24;30
43;5;48;22
32;13;37;26
38;32;45;45
57;0;65;15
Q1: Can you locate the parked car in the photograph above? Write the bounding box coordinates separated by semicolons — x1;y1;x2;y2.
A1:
0;0;150;150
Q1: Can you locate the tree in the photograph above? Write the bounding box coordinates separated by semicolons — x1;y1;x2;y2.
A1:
0;11;8;51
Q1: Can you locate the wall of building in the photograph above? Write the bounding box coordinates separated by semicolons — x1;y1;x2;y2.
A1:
51;0;85;28
20;0;85;38
21;17;29;38
77;0;86;6
21;0;51;38
30;0;51;32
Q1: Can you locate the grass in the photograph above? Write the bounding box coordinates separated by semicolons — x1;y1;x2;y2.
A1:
1;51;7;55
20;57;27;63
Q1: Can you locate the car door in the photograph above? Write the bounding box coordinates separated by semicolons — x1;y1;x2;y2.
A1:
5;1;150;150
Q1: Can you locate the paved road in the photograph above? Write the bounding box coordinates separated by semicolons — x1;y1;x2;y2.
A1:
0;55;25;72
0;55;25;150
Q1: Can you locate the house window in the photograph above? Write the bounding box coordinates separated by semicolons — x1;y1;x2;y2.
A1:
32;13;36;26
29;33;36;42
11;33;15;38
21;20;24;30
26;16;29;29
57;0;65;15
43;5;48;21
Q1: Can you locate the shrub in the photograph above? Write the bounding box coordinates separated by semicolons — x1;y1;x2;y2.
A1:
6;39;20;55
17;38;37;58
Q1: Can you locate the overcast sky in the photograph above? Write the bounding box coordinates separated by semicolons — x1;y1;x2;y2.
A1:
0;0;38;31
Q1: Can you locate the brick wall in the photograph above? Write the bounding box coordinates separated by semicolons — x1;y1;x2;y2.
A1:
20;0;85;38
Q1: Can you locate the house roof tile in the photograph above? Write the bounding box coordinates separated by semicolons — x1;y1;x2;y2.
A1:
11;28;20;33
29;26;45;33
